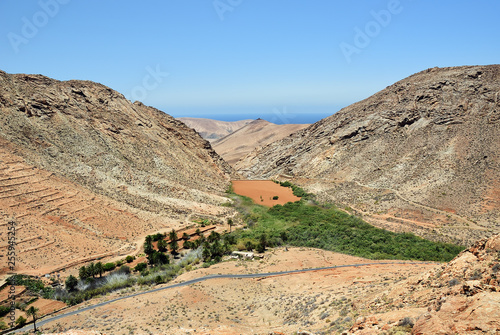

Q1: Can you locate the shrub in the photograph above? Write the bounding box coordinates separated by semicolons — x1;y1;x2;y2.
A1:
272;195;279;200
245;241;255;251
134;262;147;272
125;255;135;263
398;317;415;327
157;239;168;252
0;306;10;317
0;321;7;330
448;278;460;286
117;265;131;275
152;232;165;241
65;275;78;291
492;263;500;273
103;262;116;272
15;316;27;326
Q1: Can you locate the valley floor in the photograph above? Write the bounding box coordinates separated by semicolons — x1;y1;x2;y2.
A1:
16;247;436;335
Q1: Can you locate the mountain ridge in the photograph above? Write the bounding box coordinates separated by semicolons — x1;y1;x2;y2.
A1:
212;118;310;165
236;65;500;245
177;117;253;142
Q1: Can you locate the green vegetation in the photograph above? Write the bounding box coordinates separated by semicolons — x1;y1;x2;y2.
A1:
26;306;39;332
65;275;78;292
272;180;313;199
125;255;135;263
6;274;54;299
230;182;463;262
15;316;26;327
0;306;10;317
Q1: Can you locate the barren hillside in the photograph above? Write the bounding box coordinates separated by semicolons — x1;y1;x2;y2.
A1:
0;70;236;277
237;65;500;245
212;119;309;165
177;117;253;142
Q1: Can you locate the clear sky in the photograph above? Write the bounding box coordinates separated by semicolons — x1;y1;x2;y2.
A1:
1;1;499;124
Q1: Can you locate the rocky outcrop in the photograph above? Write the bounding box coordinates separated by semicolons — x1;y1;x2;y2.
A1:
346;234;500;334
0;70;235;214
237;65;500;242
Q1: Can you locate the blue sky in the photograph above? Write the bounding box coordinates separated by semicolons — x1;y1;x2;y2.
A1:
1;1;499;124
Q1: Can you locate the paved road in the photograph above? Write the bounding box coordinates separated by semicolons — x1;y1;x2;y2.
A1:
10;261;431;334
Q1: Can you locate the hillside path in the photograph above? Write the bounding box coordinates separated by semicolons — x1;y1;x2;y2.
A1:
10;261;434;334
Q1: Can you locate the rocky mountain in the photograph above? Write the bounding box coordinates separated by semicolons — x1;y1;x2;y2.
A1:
0;70;235;276
177;117;253;142
212;118;310;165
236;65;500;245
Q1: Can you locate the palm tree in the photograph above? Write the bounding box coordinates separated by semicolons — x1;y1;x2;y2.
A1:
157;239;167;252
26;306;39;332
95;262;104;278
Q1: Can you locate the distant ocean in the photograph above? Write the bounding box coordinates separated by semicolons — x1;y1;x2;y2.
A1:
162;105;345;125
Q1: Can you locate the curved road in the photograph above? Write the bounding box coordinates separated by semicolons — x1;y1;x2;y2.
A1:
11;261;432;334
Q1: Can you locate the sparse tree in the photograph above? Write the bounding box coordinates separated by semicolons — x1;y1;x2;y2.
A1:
147;251;169;266
168;229;178;242
195;228;201;236
144;240;154;255
95;262;104;277
15;316;26;327
208;231;220;243
65;275;78;291
87;262;96;278
170;239;179;255
157;239;167;252
169;229;179;255
202;242;212;261
228;218;234;233
78;265;88;280
26;306;39;332
182;232;190;241
134;262;147;272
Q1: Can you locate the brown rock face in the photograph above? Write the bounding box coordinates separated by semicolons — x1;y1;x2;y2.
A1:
0;70;235;276
0;70;234;212
237;65;500;244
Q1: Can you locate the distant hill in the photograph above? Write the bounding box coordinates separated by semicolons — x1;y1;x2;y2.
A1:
212;119;309;165
177;117;253;142
236;65;500;245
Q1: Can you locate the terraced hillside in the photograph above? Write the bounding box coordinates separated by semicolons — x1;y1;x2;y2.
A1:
0;71;236;277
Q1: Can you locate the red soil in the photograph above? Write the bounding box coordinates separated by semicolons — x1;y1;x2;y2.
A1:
231;180;301;207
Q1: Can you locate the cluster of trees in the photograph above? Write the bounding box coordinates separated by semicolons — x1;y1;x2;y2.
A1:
240;200;464;262
201;231;234;263
78;262;106;280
